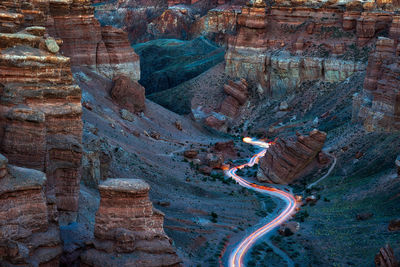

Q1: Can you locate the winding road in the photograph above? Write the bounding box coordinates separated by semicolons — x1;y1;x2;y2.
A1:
225;137;299;267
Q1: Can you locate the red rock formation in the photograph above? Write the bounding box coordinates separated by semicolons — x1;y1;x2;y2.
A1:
0;5;83;223
220;79;249;117
0;154;62;266
111;75;145;113
225;3;393;96
81;178;181;267
353;34;400;131
258;129;327;184
46;0;141;81
375;244;399;267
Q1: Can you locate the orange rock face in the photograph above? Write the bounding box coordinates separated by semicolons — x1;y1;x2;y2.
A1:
81;178;182;267
258;129;327;184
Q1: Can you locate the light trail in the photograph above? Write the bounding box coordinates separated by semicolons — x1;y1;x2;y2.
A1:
226;137;299;267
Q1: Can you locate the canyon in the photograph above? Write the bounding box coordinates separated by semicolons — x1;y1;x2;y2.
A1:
0;0;399;266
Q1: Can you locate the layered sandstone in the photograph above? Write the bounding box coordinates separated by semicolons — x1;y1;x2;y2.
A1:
81;178;181;267
47;0;141;82
353;35;400;131
0;5;83;223
0;154;62;266
258;129;327;184
220;79;249;117
225;3;393;96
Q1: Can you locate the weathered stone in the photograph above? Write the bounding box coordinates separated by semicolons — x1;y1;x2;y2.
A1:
111;75;145;114
81;178;181;266
258;129;327;184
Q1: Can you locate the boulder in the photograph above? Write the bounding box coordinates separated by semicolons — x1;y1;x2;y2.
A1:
258;129;327;184
375;244;398;267
111;75;145;113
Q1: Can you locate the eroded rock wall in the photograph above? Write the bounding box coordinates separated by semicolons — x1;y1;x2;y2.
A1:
224;3;391;96
0;4;83;222
0;154;62;266
353;18;400;132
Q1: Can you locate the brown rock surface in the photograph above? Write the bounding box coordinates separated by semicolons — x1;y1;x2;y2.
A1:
258;129;327;184
375;244;398;267
224;3;396;96
0;154;62;266
81;178;181;267
354;34;400;132
111;75;146;113
0;9;83;222
388;218;400;231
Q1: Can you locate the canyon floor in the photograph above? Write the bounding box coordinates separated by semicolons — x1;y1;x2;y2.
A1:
75;60;400;266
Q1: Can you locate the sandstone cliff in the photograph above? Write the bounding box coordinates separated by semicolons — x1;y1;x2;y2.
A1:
353;18;400;132
0;3;83;223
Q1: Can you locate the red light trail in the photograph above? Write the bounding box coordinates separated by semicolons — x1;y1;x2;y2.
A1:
226;137;298;267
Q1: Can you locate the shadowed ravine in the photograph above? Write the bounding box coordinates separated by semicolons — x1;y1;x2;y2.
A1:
224;138;299;267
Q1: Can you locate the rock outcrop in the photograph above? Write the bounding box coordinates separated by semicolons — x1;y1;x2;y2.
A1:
111;75;146;113
81;178;181;267
0;154;62;266
225;2;394;97
258;129;327;184
353;32;400;131
220;79;249;117
375;244;399;267
0;6;83;223
47;0;141;82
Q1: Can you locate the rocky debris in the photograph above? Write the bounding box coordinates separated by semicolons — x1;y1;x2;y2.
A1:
175;120;183;131
204;115;227;131
0;11;83;223
212;141;237;159
184;149;199;159
305;195;318;204
120;109;135;122
278;221;300;236
279;101;289;111
0;154;62;266
150;131;161;140
258;129;327;184
81;178;181;266
206;153;224;169
317;152;330;165
220;79;249;118
356;212;374;221
375;244;398;267
199;165;213;175
388;219;400;231
111;75;145;114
